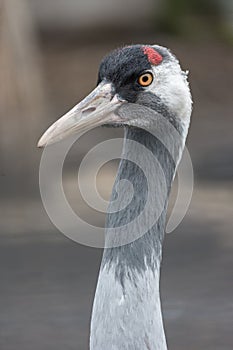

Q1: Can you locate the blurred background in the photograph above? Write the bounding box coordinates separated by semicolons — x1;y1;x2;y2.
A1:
0;0;233;349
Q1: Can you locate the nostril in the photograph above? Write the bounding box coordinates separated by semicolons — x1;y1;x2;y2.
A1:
82;107;96;116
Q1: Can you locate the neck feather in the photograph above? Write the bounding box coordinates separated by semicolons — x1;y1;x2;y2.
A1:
90;126;182;350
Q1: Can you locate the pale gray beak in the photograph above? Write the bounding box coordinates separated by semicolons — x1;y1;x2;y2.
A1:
38;82;126;148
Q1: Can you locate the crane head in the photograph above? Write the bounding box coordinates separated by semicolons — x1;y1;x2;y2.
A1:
38;45;192;148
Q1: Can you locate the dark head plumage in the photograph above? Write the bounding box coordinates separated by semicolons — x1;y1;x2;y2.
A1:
97;45;165;102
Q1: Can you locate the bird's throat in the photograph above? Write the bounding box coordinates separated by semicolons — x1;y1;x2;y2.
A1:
103;126;177;270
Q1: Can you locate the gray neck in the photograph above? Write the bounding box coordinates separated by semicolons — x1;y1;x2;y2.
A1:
90;126;180;350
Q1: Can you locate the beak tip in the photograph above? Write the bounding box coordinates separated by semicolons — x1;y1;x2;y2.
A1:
37;136;47;149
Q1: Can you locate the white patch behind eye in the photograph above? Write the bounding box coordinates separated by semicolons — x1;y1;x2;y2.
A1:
145;55;192;137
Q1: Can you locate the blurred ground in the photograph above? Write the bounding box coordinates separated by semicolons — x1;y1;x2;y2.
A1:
0;31;233;350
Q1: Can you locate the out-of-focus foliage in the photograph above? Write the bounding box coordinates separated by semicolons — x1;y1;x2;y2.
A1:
154;0;229;39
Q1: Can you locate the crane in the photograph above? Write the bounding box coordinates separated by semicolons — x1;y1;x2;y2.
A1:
38;44;192;350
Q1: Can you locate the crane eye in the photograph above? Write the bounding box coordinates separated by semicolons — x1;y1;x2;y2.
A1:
138;72;153;87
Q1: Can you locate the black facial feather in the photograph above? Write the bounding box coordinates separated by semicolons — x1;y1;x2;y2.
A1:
98;45;152;103
98;46;150;83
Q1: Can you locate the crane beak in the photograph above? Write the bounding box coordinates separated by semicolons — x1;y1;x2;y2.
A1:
37;82;125;148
